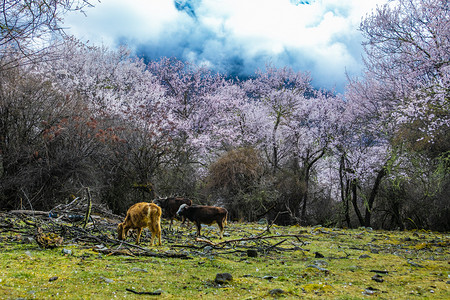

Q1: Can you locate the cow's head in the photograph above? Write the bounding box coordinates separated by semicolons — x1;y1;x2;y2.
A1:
117;223;125;240
176;203;189;216
152;199;161;206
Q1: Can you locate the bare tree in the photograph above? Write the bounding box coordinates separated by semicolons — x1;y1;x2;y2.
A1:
1;0;95;69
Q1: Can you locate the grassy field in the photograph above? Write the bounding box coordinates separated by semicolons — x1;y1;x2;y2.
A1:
0;216;449;299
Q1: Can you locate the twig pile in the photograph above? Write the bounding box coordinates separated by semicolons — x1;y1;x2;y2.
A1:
1;198;310;259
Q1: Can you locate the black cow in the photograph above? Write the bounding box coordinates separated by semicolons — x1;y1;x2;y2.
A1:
176;204;228;238
152;197;192;230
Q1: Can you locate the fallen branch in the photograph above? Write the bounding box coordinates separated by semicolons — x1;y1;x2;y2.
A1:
265;238;287;252
139;251;192;259
9;210;49;216
214;234;307;246
93;248;136;257
195;237;218;246
50;197;81;213
126;288;161;295
65;225;105;245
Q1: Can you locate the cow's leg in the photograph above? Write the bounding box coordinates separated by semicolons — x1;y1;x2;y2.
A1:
218;222;224;239
181;216;189;227
157;223;161;246
136;227;143;245
149;227;155;246
123;226;130;241
150;223;161;246
195;221;202;236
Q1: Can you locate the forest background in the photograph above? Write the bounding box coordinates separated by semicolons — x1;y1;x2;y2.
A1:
0;0;448;231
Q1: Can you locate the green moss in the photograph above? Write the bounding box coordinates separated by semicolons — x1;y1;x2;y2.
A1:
0;223;449;299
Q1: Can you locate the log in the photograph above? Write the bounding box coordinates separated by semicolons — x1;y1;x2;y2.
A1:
9;210;49;216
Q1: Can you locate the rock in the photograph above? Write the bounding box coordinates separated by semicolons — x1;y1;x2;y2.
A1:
22;236;35;244
407;260;424;268
93;244;108;251
215;273;233;284
152;289;163;295
313;260;328;266
372;274;384;283
49;276;58;282
131;268;148;273
99;276;114;283
62;248;72;255
359;254;371;259
269;288;284;295
307;265;330;273
348;265;361;272
247;249;258;257
314;251;324;258
370;269;388;274
363;287;379;295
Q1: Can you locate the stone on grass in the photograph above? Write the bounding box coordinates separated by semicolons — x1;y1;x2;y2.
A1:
372;274;384;283
314;252;324;258
269;288;285;295
215;273;233;284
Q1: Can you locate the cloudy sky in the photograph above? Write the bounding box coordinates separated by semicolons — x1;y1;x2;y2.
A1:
64;0;387;92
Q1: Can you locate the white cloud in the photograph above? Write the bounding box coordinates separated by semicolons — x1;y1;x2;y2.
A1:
64;0;183;44
64;0;388;91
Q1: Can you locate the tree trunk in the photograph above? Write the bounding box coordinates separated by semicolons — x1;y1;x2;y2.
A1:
82;187;92;229
339;155;352;227
300;172;309;223
351;179;365;227
300;150;326;223
271;112;282;174
364;168;387;227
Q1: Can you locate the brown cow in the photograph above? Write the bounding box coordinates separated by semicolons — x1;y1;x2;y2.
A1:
176;204;228;238
152;197;192;230
117;202;162;246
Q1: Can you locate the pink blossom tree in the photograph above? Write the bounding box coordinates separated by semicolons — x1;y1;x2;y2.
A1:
148;58;247;177
37;42;177;207
241;66;344;222
360;0;449;149
340;0;449;228
242;66;312;174
283;90;344;222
